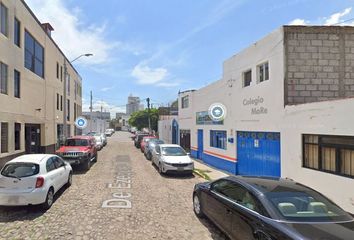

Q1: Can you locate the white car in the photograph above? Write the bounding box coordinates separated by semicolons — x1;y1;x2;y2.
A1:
151;144;194;175
0;154;72;209
94;135;104;150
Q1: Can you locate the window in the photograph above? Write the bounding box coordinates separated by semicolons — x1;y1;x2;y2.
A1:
67;74;70;96
1;122;8;153
257;62;269;83
60;66;63;81
243;70;252;87
0;62;8;94
67;99;70;121
14;123;21;150
60;95;63;111
46;158;56;172
1;163;39;178
56;62;59;79
25;31;44;78
53;157;65;168
0;3;8;36
303;134;354;178
56;93;59;110
74;82;77;100
14;70;20;98
210;130;227;149
14;18;20;47
211;180;264;213
181;95;189;108
74;103;77;120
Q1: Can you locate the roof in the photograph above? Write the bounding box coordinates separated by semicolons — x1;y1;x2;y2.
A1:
69;136;93;140
225;176;311;195
8;154;53;164
159;144;181;147
142;136;156;139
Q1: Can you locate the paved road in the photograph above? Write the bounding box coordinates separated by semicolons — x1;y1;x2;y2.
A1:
0;131;226;240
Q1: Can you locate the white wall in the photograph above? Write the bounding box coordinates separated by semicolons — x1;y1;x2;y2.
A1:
178;27;354;213
158;117;176;144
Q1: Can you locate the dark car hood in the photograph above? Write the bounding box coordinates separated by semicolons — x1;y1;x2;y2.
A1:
283;220;354;240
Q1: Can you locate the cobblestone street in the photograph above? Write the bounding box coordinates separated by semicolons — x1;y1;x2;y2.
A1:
0;132;226;240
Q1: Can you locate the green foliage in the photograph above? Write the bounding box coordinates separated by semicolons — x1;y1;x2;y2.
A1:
128;108;159;131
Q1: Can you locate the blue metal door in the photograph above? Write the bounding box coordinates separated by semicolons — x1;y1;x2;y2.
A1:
197;129;203;160
237;131;280;177
172;119;178;144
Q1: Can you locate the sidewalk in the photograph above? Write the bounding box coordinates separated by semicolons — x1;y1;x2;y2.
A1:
193;158;229;181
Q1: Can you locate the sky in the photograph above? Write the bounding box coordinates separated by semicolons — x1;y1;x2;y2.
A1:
26;0;354;117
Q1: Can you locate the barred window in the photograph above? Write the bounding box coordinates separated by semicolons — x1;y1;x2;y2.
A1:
1;122;8;153
210;130;227;150
303;134;354;178
0;62;8;94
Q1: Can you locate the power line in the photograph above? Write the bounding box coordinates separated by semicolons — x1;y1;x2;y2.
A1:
330;17;354;26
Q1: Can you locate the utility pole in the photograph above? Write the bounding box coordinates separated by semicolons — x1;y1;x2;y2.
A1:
147;98;151;134
90;91;93;132
100;105;103;133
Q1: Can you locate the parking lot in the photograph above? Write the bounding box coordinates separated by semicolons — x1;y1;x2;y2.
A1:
0;131;226;240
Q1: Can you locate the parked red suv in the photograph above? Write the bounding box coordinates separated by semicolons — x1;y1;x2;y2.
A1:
56;136;97;170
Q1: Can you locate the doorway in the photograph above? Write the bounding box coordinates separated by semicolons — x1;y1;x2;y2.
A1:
25;124;41;154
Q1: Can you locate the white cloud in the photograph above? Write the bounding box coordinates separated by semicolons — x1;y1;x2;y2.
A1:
100;86;115;92
26;0;119;65
82;100;126;118
325;7;352;25
131;65;168;85
288;7;354;26
288;18;308;25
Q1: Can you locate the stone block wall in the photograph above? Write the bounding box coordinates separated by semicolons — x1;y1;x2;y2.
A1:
284;26;354;105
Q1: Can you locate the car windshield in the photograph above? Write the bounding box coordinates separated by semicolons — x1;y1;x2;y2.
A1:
266;190;353;222
144;138;154;143
65;139;89;146
1;163;40;178
161;147;187;156
65;139;88;147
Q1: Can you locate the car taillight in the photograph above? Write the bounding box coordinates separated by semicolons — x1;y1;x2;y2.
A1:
35;177;44;188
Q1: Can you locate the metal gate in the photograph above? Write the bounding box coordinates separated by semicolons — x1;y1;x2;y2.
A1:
172;119;178;144
237;131;280;177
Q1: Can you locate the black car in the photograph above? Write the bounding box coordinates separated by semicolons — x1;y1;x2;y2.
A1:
134;133;149;148
193;176;354;240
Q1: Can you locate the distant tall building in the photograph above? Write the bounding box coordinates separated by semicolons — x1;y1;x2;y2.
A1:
126;94;143;115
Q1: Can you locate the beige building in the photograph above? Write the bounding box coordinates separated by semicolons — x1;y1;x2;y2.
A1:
0;0;82;166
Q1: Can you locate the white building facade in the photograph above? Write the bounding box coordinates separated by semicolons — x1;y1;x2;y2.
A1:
178;26;354;213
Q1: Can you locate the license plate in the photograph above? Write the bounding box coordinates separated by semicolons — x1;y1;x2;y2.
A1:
8;196;19;204
177;167;184;171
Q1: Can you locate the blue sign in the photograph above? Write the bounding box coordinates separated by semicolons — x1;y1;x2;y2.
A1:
75;117;87;129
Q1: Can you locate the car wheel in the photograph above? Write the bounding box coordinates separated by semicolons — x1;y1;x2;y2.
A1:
42;188;54;210
147;152;152;160
158;163;164;174
193;193;204;218
66;172;73;187
93;153;98;163
83;159;91;171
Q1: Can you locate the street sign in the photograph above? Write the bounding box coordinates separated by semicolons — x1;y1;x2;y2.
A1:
208;103;227;121
75;116;88;129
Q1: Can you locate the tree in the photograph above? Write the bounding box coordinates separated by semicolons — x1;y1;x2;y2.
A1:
128;108;159;131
